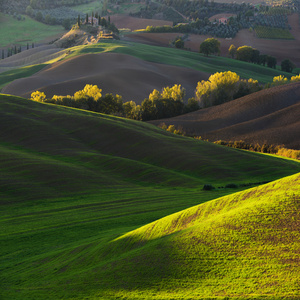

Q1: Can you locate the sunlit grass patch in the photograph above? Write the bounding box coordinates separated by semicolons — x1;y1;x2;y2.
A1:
0;94;299;299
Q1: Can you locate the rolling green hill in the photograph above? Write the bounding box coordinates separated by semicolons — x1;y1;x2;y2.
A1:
1;40;294;93
0;94;299;299
61;40;295;84
103;172;300;299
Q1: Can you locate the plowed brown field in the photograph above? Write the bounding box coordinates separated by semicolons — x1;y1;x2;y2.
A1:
125;14;300;66
2;52;209;103
150;82;300;150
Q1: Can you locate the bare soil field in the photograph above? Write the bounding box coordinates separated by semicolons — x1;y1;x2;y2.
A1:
2;52;209;103
111;14;172;31
150;82;300;149
125;14;300;67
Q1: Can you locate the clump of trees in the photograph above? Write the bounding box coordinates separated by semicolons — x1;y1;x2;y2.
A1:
32;85;124;115
30;84;198;121
271;74;300;86
227;44;278;69
30;70;299;121
195;71;261;108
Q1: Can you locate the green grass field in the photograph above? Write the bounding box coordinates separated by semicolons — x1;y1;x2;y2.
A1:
0;64;46;89
255;26;294;39
72;0;104;15
0;13;65;47
72;0;144;15
0;94;299;299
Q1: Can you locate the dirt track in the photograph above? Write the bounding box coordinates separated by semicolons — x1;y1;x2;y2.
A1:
2;52;209;103
150;81;300;149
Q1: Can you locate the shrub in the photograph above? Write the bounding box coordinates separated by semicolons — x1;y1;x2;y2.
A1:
30;91;46;102
225;183;238;188
203;184;215;191
272;75;288;86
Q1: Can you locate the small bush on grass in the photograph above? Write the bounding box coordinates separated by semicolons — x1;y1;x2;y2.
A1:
203;184;215;191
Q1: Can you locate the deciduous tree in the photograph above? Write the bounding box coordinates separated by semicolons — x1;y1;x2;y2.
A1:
199;38;220;56
281;59;295;73
228;44;236;58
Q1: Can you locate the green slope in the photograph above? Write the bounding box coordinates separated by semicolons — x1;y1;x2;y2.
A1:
0;13;65;47
100;172;300;299
0;94;299;299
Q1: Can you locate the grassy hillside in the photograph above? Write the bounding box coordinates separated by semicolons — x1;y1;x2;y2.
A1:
66;40;292;84
0;94;299;299
0;13;65;47
1;39;294;95
103;172;300;299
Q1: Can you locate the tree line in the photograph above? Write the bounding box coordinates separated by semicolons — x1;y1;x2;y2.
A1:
30;84;199;121
0;43;35;60
29;67;300;121
200;38;295;73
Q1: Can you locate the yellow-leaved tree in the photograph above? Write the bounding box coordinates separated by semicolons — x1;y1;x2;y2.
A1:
272;75;289;86
161;84;186;102
195;71;240;107
30;91;46;102
74;84;102;101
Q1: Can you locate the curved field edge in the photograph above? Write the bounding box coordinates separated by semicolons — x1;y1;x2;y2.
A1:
0;64;47;90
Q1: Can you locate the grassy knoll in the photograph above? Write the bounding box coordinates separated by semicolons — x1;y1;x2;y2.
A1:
0;93;299;299
66;40;293;84
0;13;65;47
100;172;300;299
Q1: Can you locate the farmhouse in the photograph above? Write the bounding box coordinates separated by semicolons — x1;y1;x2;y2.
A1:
86;16;99;26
